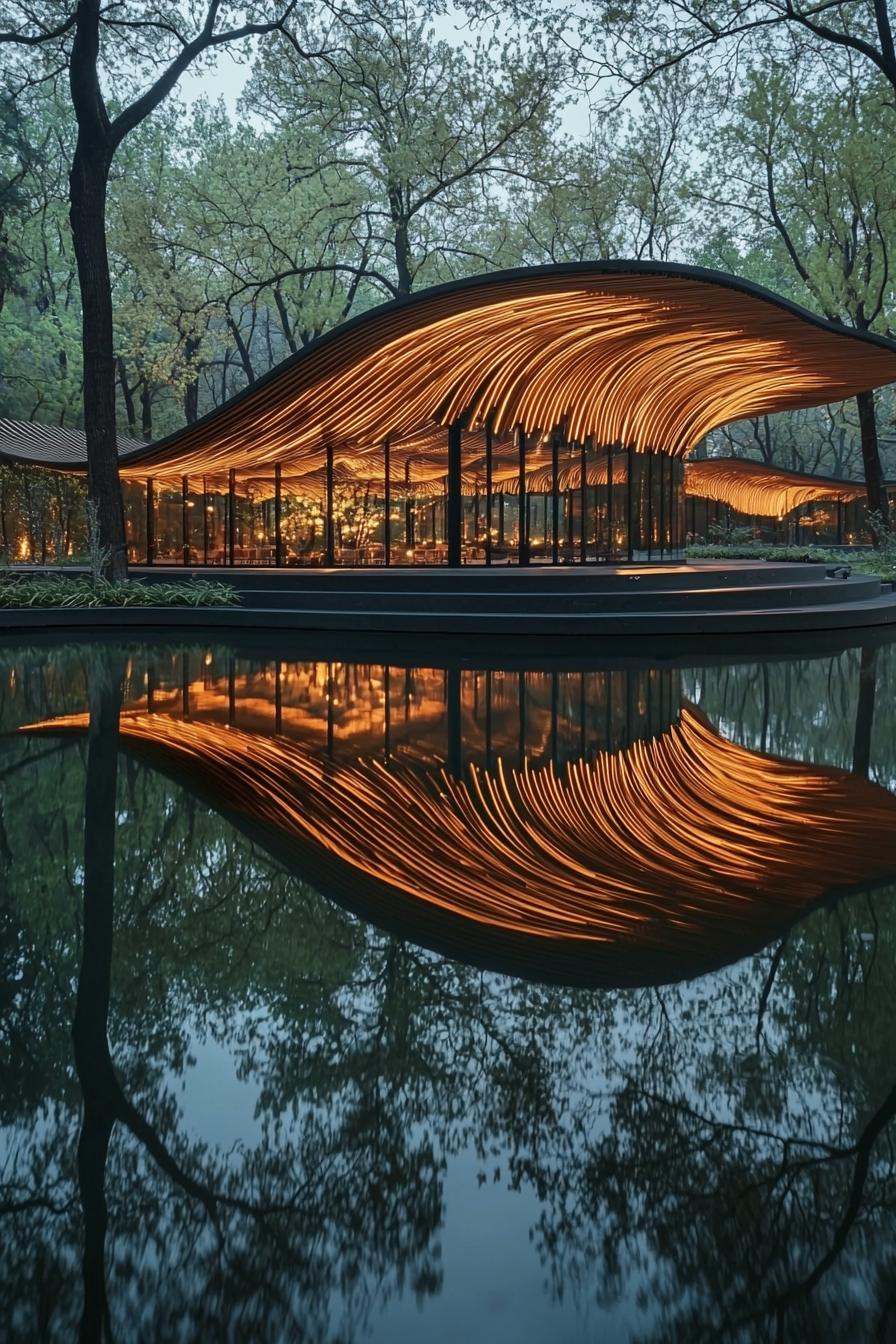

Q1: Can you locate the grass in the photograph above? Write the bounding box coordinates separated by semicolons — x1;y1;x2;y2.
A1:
686;542;896;583
0;574;239;609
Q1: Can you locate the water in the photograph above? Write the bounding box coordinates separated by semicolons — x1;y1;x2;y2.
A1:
1;634;895;1343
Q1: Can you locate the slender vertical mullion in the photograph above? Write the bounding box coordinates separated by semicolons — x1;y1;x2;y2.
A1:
325;443;335;567
606;448;613;563
516;424;528;566
627;447;634;563
580;439;587;564
228;469;236;565
404;457;414;558
146;477;155;566
658;454;666;558
383;437;391;566
551;427;560;565
182;475;189;566
485;414;493;566
447;422;463;567
274;464;283;566
647;450;654;561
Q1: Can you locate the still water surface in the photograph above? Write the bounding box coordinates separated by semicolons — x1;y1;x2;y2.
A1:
1;635;895;1342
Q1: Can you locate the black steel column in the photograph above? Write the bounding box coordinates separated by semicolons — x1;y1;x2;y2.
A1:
447;422;463;567
627;448;634;562
516;424;528;565
182;476;190;566
646;451;654;560
274;464;283;566
837;498;844;545
485;415;493;566
383;437;391;566
228;469;236;565
325;443;335;566
202;478;209;564
606;449;613;561
580;439;587;564
551;428;560;565
405;458;414;554
658;454;666;557
146;478;155;565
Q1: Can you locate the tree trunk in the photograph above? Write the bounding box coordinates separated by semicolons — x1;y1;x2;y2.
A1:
73;661;122;1341
182;334;201;424
70;141;128;579
184;378;200;425
140;386;153;441
852;645;877;778
227;314;255;385
856;390;887;537
116;357;137;433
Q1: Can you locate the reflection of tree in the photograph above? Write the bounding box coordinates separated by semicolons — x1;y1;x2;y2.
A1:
1;638;896;1340
516;901;896;1342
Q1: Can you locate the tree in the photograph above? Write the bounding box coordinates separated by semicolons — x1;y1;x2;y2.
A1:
247;1;563;295
490;68;695;266
693;61;896;516
0;2;330;579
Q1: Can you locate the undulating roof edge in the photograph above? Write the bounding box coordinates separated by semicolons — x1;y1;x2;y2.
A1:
4;261;896;473
123;260;896;469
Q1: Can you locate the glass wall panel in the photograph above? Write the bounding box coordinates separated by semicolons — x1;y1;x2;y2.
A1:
608;447;629;561
185;479;205;564
281;489;325;564
203;487;227;565
123;481;146;563
153;485;184;564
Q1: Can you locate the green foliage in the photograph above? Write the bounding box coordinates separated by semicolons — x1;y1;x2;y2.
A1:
0;575;238;608
686;539;896;583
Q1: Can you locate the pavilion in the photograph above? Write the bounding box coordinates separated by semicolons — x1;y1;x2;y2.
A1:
3;261;896;569
23;655;896;987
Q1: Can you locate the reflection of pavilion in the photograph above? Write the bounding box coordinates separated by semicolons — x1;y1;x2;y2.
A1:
24;656;896;988
4;261;896;568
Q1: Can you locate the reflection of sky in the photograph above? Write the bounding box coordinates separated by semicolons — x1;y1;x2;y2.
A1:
372;1151;620;1344
4;638;896;1339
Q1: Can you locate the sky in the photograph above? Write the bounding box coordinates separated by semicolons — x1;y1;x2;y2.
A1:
175;6;594;141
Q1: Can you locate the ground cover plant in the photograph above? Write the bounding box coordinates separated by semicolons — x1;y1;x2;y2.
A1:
686;542;896;584
0;574;238;608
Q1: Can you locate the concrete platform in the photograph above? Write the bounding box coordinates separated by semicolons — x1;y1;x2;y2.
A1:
3;560;896;637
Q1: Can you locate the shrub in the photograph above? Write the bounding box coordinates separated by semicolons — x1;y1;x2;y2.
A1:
686;541;896;583
0;575;239;609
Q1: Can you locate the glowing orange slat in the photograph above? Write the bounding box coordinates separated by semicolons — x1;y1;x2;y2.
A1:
684;457;868;518
118;269;896;482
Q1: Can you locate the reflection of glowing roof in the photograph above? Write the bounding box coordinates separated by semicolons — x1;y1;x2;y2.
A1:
89;263;896;477
24;705;896;987
684;457;869;518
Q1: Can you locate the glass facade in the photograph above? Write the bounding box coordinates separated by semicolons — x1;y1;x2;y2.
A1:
123;435;686;567
686;494;868;546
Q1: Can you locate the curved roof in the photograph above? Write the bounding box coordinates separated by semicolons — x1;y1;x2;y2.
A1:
684;457;870;517
0;418;143;468
23;703;896;987
5;263;895;480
